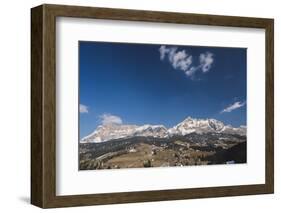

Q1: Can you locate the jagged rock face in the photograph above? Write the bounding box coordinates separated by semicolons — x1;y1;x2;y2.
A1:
208;119;225;131
81;117;246;143
133;125;169;138
80;124;138;143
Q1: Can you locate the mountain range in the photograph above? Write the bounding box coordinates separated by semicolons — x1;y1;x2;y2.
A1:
80;117;246;143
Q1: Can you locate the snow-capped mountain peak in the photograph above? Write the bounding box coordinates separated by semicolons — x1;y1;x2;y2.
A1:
80;117;246;143
169;117;225;135
134;124;169;138
80;123;137;143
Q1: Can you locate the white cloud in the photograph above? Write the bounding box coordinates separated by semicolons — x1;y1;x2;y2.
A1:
172;50;193;71
221;101;246;113
159;45;170;60
160;46;193;72
159;45;214;79
100;113;123;125
79;104;89;113
199;52;214;73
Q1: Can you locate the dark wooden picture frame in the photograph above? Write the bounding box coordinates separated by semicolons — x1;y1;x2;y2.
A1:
31;4;274;208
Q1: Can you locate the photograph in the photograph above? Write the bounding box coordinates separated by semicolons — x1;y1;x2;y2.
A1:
78;41;247;170
29;4;274;208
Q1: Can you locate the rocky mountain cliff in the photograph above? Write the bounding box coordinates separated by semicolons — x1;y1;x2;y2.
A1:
80;117;246;143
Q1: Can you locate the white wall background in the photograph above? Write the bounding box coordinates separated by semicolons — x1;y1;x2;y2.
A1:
0;0;279;212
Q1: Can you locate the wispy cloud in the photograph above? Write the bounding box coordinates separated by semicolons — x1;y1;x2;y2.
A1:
79;104;89;113
100;113;123;125
221;101;246;113
159;45;214;78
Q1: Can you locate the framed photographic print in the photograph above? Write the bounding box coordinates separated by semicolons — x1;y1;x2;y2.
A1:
31;4;274;208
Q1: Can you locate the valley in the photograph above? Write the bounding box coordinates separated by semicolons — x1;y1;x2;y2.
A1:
79;133;246;170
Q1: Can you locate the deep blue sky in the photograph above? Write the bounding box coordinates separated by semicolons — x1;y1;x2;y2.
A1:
79;41;246;138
